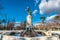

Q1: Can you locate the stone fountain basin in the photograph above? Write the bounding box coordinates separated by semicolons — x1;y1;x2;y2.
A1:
3;31;48;37
2;35;59;40
2;31;60;40
1;31;49;40
2;35;49;40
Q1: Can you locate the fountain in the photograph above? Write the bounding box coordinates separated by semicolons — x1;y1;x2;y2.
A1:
20;7;36;37
20;7;47;37
2;7;50;40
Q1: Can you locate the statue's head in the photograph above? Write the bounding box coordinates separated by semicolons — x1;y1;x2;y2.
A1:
26;7;31;15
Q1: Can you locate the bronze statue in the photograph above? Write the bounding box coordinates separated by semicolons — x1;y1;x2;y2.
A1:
26;7;31;15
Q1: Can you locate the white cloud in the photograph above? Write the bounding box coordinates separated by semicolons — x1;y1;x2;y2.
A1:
46;14;60;23
35;0;39;3
34;0;39;6
46;15;57;21
32;10;37;16
39;0;60;14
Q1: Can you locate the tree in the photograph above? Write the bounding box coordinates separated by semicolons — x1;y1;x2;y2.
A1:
6;18;15;30
40;16;45;23
54;15;60;20
20;21;26;30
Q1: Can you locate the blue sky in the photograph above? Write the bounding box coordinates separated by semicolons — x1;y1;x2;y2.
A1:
0;0;41;23
0;0;60;24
